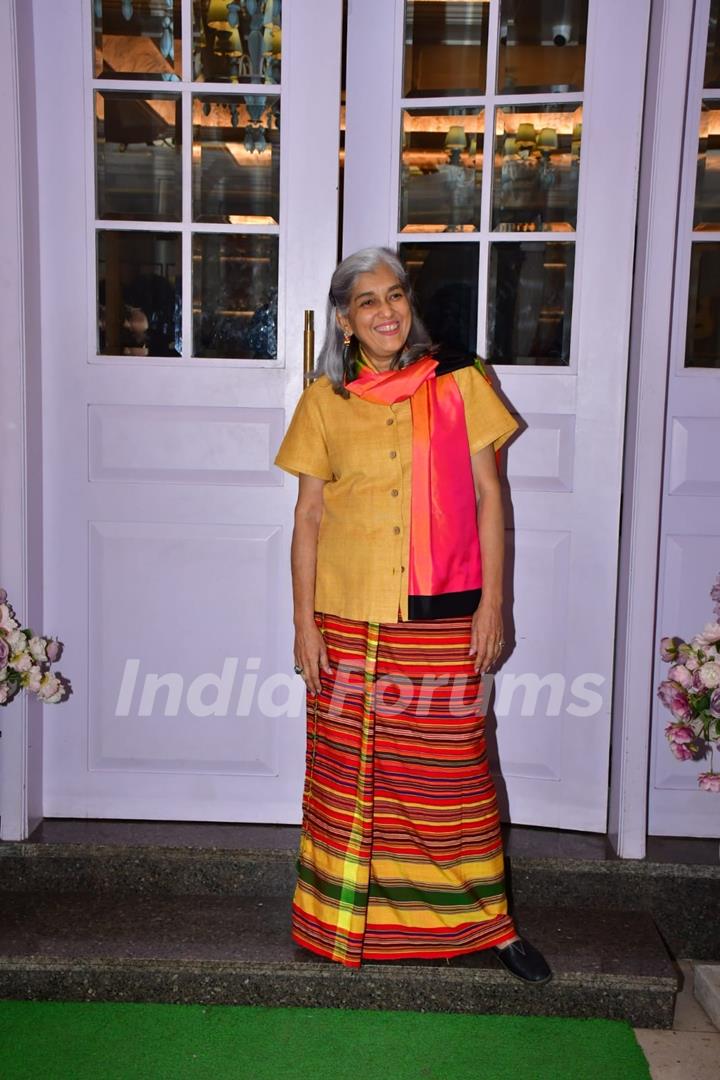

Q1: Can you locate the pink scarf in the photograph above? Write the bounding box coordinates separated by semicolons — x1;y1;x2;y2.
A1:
345;354;483;619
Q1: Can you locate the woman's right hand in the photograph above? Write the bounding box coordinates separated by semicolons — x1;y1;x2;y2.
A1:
294;620;333;696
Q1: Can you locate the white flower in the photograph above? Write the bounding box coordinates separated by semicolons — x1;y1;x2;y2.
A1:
8;629;26;652
0;682;11;705
28;636;48;663
24;665;43;693
0;604;19;633
37;672;63;703
10;651;32;673
698;661;720;690
695;622;720;648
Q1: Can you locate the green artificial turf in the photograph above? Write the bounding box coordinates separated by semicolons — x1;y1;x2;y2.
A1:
0;1000;652;1080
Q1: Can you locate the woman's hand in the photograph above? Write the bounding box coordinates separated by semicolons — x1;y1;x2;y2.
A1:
294;619;332;696
469;597;504;675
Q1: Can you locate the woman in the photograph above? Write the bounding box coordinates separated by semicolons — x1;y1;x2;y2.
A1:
274;246;551;983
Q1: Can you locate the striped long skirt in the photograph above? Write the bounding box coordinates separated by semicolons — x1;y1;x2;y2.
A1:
291;611;518;968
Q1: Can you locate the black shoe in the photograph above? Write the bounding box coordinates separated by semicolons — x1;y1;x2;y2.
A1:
492;936;553;984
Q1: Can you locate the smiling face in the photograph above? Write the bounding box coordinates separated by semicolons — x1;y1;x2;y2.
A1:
336;263;413;371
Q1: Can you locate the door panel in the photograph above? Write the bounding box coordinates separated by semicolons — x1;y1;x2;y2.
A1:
40;0;342;821
649;0;720;837
344;0;650;829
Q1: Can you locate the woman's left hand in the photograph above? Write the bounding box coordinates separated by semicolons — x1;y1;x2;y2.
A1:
469;597;504;674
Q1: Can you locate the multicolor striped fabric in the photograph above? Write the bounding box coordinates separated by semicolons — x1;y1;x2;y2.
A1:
291;611;518;968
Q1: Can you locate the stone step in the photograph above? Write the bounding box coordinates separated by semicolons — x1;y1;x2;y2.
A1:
0;892;677;1028
2;839;718;961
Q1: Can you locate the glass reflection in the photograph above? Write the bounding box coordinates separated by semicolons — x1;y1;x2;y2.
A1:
97;230;181;357
403;0;489;98
488;241;575;365
493;104;582;232
497;0;588;93
399;242;479;354
400;109;483;233
686;243;720;368
193;96;280;223
193;0;282;85
694;101;720;231
193;233;278;358
95;92;182;221
705;0;720;89
93;0;181;81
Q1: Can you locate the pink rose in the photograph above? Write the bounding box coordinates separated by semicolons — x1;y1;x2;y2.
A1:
670;742;693;761
45;639;62;663
667;723;694;744
0;604;19;634
698;772;720;793
698;661;720;690
696;622;720;648
657;680;678;709
709;688;720;719
660;636;678;661
669;689;693;722
0;636;8;667
668;664;693;689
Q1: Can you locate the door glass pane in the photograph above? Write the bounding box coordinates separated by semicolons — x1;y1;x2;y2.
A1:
193;233;278;358
192;95;280;223
192;0;282;85
95;92;182;221
403;0;489;98
493;104;582;232
705;0;720;89
93;0;181;81
488;241;574;365
685;243;720;368
497;0;588;93
693;101;720;231
97;230;182;356
400;242;479;354
400;108;483;233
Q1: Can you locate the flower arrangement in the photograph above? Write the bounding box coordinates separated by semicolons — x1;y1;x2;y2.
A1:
0;587;69;706
657;572;720;792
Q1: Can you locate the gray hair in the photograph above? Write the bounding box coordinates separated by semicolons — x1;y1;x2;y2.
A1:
309;246;432;397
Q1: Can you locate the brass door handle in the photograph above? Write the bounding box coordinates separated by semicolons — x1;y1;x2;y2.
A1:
303;309;315;381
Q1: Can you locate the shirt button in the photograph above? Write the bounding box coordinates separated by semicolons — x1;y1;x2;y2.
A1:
390;489;399;497
389;450;397;459
386;418;394;426
393;526;401;535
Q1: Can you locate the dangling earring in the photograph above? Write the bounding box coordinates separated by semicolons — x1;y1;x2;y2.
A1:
342;330;352;370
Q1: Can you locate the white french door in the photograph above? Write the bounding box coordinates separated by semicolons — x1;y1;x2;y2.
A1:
649;0;720;838
343;0;650;830
38;0;342;821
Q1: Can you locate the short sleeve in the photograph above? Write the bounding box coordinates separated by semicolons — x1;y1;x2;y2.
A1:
452;363;520;454
274;384;334;481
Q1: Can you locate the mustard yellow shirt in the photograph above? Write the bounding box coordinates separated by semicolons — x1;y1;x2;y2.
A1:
273;362;519;623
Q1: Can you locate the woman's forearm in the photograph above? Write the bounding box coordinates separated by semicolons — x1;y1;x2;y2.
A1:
291;513;321;629
477;483;505;605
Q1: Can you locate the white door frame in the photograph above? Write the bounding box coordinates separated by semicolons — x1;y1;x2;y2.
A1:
608;0;696;858
0;0;43;841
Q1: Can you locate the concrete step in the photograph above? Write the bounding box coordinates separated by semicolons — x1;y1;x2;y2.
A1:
1;839;718;961
0;892;678;1027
